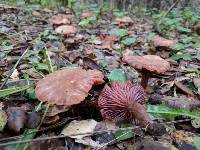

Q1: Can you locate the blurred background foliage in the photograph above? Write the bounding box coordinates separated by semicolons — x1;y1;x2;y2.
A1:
1;0;200;10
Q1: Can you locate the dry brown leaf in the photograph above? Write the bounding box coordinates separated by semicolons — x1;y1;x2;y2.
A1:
174;80;194;96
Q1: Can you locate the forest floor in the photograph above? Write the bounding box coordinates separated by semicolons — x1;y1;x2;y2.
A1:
0;3;200;150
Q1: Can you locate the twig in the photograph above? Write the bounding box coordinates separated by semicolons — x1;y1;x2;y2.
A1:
0;45;28;52
0;117;77;142
0;48;29;89
0;126;140;147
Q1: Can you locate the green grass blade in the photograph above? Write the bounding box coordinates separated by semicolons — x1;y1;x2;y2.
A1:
0;85;32;98
147;105;200;120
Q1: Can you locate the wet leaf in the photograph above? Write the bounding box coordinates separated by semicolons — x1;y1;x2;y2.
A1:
25;112;41;128
108;69;127;83
61;119;97;139
174;80;194;96
195;50;200;60
172;43;185;51
177;26;192;33
169;53;191;61
109;29;128;37
6;107;27;133
99;60;108;68
114;123;134;141
121;37;136;46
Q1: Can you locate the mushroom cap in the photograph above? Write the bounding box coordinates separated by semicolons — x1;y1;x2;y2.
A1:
122;55;170;74
55;25;77;35
98;81;146;123
115;16;133;24
51;14;72;25
153;35;176;48
35;67;104;105
80;12;94;19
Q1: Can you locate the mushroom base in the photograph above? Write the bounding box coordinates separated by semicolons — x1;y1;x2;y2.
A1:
141;73;150;89
128;102;153;127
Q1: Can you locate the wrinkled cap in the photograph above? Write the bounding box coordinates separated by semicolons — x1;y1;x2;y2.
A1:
98;81;147;123
35;67;104;105
55;25;77;35
122;55;170;74
51;14;72;25
153;35;176;48
115;16;133;24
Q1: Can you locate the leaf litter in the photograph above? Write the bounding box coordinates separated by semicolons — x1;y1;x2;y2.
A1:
0;1;200;150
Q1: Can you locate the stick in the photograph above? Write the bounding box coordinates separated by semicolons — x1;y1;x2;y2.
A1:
0;118;195;147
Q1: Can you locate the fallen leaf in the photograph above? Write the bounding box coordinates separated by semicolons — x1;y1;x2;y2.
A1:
25;112;41;128
61;119;98;139
174;80;194;96
6;107;27;133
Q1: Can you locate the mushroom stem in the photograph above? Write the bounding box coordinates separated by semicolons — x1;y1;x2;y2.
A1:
141;73;150;89
128;102;153;127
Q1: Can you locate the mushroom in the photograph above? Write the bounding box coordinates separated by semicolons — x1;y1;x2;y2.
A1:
153;35;177;48
115;16;133;24
98;81;153;127
55;25;77;37
35;67;104;105
122;55;170;89
80;12;94;19
51;14;72;26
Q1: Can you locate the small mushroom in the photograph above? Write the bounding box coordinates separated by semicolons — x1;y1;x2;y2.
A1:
80;12;94;19
115;16;133;24
51;14;72;26
153;35;177;48
98;81;153;127
122;55;170;89
35;67;104;105
55;25;77;36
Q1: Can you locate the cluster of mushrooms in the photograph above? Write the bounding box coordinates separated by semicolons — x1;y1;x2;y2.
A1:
51;13;77;42
35;55;170;134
